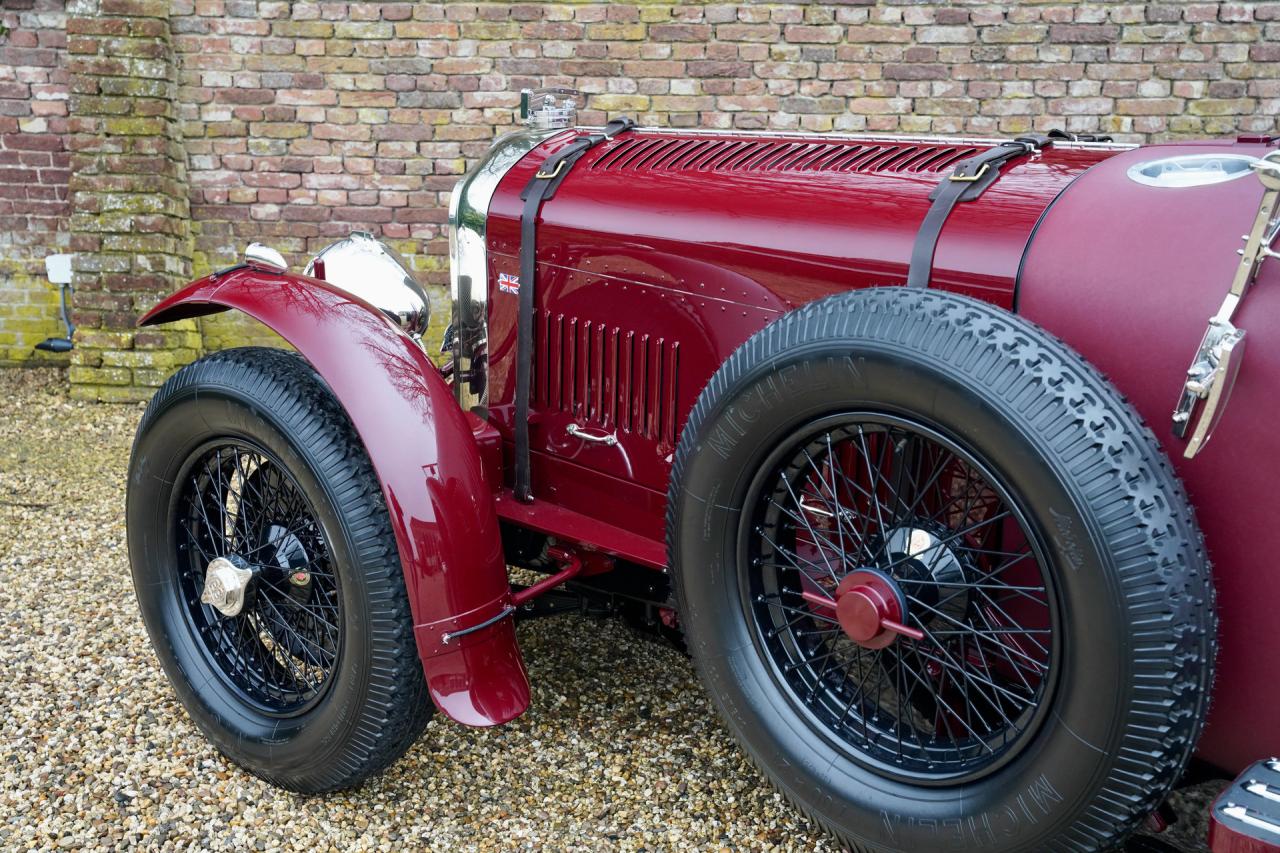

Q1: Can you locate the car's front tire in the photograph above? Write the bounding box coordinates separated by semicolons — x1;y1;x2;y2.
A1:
127;347;430;792
668;288;1215;852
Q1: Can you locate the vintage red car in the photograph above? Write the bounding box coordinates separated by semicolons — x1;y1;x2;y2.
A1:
126;90;1280;852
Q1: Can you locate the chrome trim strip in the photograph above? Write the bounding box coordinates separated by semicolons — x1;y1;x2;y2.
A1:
577;125;1137;152
1222;804;1280;836
1245;781;1280;804
448;127;565;410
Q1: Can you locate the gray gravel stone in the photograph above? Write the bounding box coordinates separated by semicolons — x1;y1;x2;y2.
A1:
0;368;1221;851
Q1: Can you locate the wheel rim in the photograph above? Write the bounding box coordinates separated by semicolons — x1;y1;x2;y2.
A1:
739;413;1060;784
172;440;342;716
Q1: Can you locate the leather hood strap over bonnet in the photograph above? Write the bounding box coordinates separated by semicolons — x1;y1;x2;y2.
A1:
906;130;1110;289
513;117;636;502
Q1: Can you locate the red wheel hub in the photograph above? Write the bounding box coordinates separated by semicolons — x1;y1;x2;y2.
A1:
804;569;924;649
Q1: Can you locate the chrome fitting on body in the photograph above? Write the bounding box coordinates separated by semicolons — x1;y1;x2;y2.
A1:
1172;150;1280;457
448;111;571;411
244;243;288;274
304;231;431;338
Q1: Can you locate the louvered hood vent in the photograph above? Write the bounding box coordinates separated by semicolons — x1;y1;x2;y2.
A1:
537;312;680;446
590;136;975;176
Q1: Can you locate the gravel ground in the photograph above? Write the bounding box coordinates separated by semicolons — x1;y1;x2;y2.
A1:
0;367;1225;852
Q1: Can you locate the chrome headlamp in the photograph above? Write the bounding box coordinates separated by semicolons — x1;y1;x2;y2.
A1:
304;231;430;338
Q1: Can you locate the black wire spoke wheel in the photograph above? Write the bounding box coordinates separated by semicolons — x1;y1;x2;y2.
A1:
128;347;431;793
175;441;342;715
742;414;1057;783
669;289;1215;853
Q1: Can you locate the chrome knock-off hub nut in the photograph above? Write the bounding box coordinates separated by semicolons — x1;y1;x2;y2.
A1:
200;556;255;617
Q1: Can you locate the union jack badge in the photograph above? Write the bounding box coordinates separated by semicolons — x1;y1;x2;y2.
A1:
497;272;520;294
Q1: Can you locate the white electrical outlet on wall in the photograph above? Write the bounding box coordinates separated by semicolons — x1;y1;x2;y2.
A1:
45;254;72;286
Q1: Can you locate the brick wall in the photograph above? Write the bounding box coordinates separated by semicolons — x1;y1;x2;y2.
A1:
0;2;1277;394
0;0;70;366
175;0;1278;295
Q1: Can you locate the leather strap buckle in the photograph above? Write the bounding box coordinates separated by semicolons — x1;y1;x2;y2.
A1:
535;159;567;180
602;116;636;139
912;133;1058;289
1013;134;1055;152
950;161;990;183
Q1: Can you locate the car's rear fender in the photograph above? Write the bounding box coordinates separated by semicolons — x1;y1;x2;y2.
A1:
139;267;530;727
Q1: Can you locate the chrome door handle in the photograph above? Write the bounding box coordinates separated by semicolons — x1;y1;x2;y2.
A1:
566;423;618;446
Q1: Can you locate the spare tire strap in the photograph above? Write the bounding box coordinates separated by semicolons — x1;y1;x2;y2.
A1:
906;134;1052;289
513;117;635;502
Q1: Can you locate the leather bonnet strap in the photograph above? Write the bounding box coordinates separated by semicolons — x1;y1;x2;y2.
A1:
513;117;636;502
906;134;1053;290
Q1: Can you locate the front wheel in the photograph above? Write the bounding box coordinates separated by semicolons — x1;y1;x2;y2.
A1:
127;348;431;792
668;289;1215;852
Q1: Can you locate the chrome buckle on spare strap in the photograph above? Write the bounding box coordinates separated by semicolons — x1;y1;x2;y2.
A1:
1172;151;1280;458
910;135;1049;287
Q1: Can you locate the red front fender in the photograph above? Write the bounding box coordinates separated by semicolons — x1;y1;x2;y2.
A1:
141;267;529;726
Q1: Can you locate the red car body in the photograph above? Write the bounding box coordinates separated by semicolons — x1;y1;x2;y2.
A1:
144;123;1279;825
480;127;1277;777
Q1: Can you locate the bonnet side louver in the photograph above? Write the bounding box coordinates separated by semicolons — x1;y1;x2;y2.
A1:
537;312;680;447
590;137;973;176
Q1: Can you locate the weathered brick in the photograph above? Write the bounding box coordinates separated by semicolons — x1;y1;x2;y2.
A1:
650;23;711;42
716;23;780;43
843;24;911;44
1049;24;1121;43
687;61;751;79
1115;98;1185;115
784;24;843;44
982;24;1048;44
1194;22;1261;42
1188;96;1258;115
883;63;951;81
